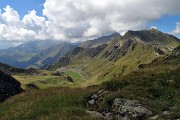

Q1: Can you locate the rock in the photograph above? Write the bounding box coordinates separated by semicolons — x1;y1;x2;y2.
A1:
121;115;130;120
86;110;105;118
52;70;64;76
105;112;112;117
91;94;98;99
0;70;23;102
162;111;170;116
112;98;152;119
25;83;39;89
88;99;95;105
88;90;108;107
66;76;74;82
150;115;159;120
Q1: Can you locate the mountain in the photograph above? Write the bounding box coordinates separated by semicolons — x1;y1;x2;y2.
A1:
124;28;179;46
0;62;37;74
1;46;180;120
0;40;60;68
79;32;121;48
0;70;23;102
88;45;180;120
48;29;180;83
27;43;78;68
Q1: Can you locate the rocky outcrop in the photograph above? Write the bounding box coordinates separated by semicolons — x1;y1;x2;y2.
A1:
0;70;23;102
112;98;152;119
87;90;152;120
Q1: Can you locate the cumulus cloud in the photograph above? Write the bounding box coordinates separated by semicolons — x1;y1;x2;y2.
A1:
0;0;180;43
43;0;180;40
172;22;180;35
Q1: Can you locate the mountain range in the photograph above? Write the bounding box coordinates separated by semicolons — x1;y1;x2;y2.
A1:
0;29;180;120
47;29;180;82
0;33;121;69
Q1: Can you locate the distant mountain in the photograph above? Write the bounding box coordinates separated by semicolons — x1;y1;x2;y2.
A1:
0;62;37;75
79;32;121;48
48;29;180;82
0;40;60;68
27;43;78;68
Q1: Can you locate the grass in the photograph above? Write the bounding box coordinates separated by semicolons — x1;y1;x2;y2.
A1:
13;70;88;90
13;70;76;90
64;70;83;82
0;87;102;120
94;56;180;119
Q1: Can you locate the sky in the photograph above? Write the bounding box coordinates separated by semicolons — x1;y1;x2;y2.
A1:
0;0;180;49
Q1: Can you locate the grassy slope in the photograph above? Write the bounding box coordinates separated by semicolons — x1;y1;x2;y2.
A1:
1;51;180;120
63;43;164;86
1;47;180;120
0;87;102;120
97;54;180;119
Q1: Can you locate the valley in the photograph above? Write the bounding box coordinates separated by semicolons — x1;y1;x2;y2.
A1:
0;29;180;120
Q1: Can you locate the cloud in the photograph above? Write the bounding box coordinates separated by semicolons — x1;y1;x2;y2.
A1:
171;22;180;35
43;0;180;40
0;0;180;43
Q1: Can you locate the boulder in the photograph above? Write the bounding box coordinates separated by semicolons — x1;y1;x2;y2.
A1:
150;115;159;120
88;90;108;107
25;83;39;89
112;98;152;119
0;70;23;102
162;111;170;116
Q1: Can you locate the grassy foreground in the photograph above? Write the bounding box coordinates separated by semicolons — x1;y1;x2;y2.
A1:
0;87;101;120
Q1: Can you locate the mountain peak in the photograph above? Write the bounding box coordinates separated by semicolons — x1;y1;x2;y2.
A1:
79;32;121;48
123;29;180;46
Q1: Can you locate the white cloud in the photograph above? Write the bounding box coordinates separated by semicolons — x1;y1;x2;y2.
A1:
0;0;180;43
150;26;158;29
172;22;180;35
43;0;180;40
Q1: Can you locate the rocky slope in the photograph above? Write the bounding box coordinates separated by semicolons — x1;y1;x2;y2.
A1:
85;46;180;120
0;70;23;102
79;32;121;48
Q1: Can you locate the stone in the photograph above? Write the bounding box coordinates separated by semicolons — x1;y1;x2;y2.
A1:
88;99;95;105
91;94;98;99
162;111;170;116
150;115;159;120
86;110;105;118
121;115;130;120
112;98;152;119
105;112;112;117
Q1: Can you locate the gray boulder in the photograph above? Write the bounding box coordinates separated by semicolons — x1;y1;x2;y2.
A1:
112;98;152;119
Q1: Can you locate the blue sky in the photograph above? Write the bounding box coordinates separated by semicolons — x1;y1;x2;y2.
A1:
149;15;180;37
0;0;180;49
0;0;45;17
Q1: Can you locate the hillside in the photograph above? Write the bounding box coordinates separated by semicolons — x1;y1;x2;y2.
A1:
27;43;77;68
0;46;179;120
0;40;60;68
91;45;180;119
0;62;37;74
48;29;180;84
